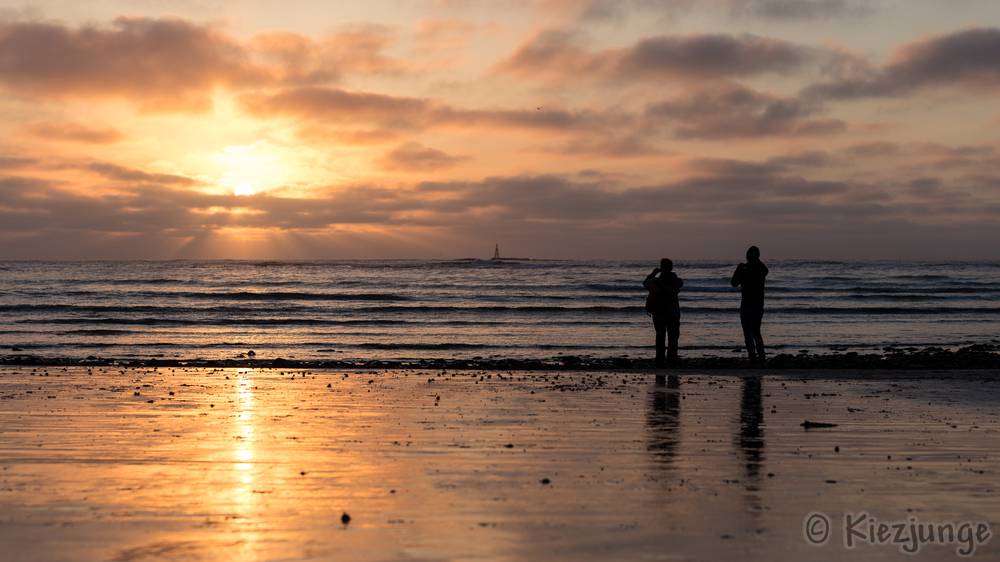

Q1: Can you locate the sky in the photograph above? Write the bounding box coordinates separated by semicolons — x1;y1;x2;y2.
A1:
1;0;999;260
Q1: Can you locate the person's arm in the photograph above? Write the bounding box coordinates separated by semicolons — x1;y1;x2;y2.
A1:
643;268;659;290
730;264;744;287
674;276;684;292
762;263;769;277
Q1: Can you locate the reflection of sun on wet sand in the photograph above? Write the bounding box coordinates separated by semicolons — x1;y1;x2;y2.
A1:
0;366;998;561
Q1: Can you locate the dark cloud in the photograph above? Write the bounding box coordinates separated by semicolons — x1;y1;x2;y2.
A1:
378;142;468;171
0;17;405;111
620;33;809;79
240;87;432;129
242;86;618;134
87;162;196;185
843;141;902;157
27;122;124;143
497;29;811;82
248;83;846;153
838;141;1000;172
2;148;998;258
728;0;872;20
545;134;661;158
0;155;37;169
531;0;869;23
645;84;845;139
0;17;266;111
804;27;1000;100
766;151;831;168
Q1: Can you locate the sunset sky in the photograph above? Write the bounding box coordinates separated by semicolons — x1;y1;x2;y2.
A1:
1;0;999;259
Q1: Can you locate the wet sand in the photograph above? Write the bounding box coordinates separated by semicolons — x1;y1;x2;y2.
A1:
1;366;997;561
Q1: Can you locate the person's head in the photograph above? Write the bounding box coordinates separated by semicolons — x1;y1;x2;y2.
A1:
746;246;761;262
660;258;673;272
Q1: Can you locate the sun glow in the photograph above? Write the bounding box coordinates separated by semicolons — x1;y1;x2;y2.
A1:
216;143;289;196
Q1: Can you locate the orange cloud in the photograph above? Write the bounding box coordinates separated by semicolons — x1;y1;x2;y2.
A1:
0;17;266;111
0;17;407;112
378;142;468;171
250;25;405;84
27;122;124;143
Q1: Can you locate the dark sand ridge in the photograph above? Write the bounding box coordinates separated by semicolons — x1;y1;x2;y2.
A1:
2;342;999;370
0;365;997;561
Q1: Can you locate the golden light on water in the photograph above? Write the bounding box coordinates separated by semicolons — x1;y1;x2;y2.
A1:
232;369;259;557
234;368;256;475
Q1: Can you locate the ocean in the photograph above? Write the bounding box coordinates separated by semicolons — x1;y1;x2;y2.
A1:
0;260;998;362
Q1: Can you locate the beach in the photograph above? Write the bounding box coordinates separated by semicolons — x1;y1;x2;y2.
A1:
1;365;997;561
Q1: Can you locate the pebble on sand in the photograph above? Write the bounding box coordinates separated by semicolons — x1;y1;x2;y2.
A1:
341;512;351;524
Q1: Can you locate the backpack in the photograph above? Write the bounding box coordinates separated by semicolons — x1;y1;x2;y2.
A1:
645;285;660;315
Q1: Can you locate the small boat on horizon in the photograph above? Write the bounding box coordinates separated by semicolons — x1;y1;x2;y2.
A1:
490;244;531;262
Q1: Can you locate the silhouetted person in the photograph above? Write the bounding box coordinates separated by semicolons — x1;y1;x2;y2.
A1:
731;246;768;365
644;258;683;368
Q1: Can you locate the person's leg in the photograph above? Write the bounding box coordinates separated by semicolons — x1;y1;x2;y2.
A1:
666;314;680;366
653;315;666;368
740;308;757;361
753;308;765;362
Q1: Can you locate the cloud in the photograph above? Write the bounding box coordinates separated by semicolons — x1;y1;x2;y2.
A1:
0;17;406;111
0;17;266;111
295;126;400;145
378;142;468;171
727;0;872;20
27;122;124;143
86;162;196;185
645;84;846;139
544;134;661;158
766;151;832;168
497;29;811;82
241;86;620;134
804;27;1000;100
250;24;405;84
240;87;433;129
519;0;872;24
2;147;999;258
0;155;37;169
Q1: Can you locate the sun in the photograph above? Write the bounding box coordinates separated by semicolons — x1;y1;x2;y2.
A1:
233;182;257;197
216;143;288;196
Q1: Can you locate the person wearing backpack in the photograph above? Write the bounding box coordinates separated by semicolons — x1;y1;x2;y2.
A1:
644;258;684;368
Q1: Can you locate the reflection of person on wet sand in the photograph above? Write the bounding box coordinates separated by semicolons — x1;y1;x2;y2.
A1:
646;374;680;468
737;376;764;483
734;375;765;526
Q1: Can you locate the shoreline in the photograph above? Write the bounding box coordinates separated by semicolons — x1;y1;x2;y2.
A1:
2;343;998;370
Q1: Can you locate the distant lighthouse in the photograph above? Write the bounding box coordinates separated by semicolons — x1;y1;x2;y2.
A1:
492;244;501;260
